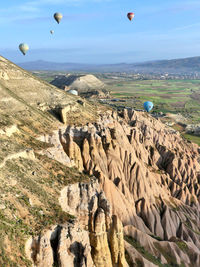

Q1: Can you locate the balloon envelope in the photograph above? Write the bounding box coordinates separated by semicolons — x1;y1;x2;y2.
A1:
50;30;54;34
19;43;29;55
143;101;154;112
127;12;135;21
54;12;63;24
68;89;78;96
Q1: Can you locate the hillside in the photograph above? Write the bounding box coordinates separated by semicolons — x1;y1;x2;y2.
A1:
18;56;200;74
0;56;199;266
0;55;106;266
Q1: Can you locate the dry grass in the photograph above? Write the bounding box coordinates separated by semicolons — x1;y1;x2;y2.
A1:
0;56;105;266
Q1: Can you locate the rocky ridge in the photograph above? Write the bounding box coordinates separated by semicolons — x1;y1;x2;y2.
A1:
60;109;200;266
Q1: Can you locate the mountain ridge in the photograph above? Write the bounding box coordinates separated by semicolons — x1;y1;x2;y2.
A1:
18;56;200;74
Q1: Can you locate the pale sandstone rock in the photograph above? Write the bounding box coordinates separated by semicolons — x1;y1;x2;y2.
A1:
25;228;54;267
57;223;95;267
89;208;113;267
0;124;19;136
62;109;200;266
109;215;128;267
37;128;72;167
60;104;78;124
26;109;200;266
59;180;99;227
27;181;127;267
0;70;9;80
65;133;84;171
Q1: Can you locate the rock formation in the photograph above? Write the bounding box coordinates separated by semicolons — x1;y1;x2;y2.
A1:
61;109;200;266
0;55;200;266
26;181;127;267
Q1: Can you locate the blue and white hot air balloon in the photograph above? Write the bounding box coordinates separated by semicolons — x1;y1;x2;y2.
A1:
68;89;78;96
143;101;153;112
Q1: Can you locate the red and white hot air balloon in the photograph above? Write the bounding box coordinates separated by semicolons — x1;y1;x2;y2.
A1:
127;12;135;21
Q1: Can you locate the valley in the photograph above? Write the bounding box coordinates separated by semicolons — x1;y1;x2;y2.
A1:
33;71;200;146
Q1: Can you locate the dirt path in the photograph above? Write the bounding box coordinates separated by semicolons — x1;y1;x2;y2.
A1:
0;149;35;169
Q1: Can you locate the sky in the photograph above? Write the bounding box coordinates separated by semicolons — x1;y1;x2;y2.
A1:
1;0;200;64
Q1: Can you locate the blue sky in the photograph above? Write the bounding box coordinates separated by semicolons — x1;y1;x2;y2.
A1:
1;0;200;63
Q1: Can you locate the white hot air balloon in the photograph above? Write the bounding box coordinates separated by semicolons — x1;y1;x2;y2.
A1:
68;89;78;96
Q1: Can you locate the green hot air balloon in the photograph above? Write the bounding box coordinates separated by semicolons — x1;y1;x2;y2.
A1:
19;43;29;56
54;12;63;24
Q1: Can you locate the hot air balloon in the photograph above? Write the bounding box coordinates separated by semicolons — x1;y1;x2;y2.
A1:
50;30;54;35
54;12;63;24
68;89;78;96
143;101;154;112
19;43;29;56
127;12;135;21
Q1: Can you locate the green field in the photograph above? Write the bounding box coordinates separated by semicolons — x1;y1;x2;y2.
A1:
182;133;200;146
102;79;200;123
33;72;200;124
33;71;200;146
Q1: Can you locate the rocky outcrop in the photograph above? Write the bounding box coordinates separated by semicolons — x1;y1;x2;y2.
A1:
0;70;9;80
57;223;94;267
61;109;200;266
26;181;127;267
0;124;19;136
37;128;72;167
80;89;110;99
26;223;94;267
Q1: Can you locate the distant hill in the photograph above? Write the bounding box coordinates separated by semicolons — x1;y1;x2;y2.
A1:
51;74;105;92
135;56;200;74
51;74;109;98
18;60;100;72
18;56;200;74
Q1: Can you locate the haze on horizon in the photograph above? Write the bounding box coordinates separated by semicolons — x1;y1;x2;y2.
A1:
0;0;200;64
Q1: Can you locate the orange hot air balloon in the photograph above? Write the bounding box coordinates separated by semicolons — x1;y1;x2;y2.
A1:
127;12;135;21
